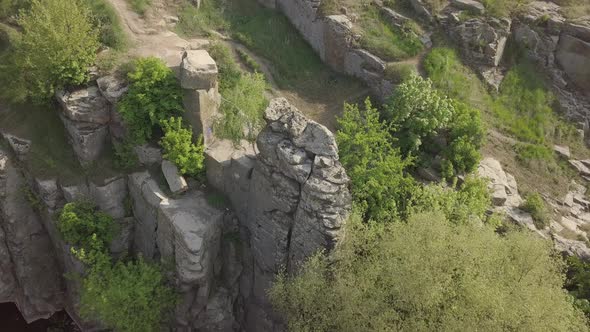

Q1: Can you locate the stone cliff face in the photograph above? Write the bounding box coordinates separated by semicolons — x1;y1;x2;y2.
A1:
0;150;64;323
205;98;352;330
0;47;352;331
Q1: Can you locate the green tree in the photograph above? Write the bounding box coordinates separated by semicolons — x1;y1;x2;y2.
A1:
336;98;417;222
160;117;205;177
9;0;99;102
384;75;455;154
271;212;589;332
118;57;184;143
80;256;176;332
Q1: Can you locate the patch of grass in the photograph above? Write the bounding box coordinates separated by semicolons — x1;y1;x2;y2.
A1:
209;42;268;143
424;46;588;198
237;49;262;73
177;0;327;88
384;62;417;83
126;0;151;15
176;0;228;37
520;192;550;229
357;6;423;62
0;103;83;182
554;0;590;19
82;0;127;50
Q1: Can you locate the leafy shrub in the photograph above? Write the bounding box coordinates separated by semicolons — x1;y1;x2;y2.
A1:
385;75;484;177
410;176;491;224
160;117;205;177
336;98;417;222
0;0;29;19
566;255;590;318
443;101;485;177
520;192;550;229
6;0;99;102
80;256;176;332
113;140;139;171
385;75;455;153
117;57;184;143
384;63;417;84
270;211;588;331
57;201;114;253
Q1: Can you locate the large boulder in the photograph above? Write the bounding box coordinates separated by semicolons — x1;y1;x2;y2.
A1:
96;75;128;104
89;176;128;219
56;86;111;165
56;86;111;125
452;0;485;15
449;17;511;67
556;34;590;91
161;160;188;194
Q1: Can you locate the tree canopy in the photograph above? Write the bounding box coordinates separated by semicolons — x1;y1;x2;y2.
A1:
271;212;589;332
6;0;99;102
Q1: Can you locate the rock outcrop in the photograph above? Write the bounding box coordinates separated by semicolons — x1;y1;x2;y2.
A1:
128;169;235;330
56;87;111;165
205;98;351;330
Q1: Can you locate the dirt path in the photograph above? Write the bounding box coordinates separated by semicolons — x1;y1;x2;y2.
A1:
106;0;207;68
106;0;368;129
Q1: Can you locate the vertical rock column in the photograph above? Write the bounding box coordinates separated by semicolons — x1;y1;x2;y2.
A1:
241;98;351;330
0;149;64;322
179;50;220;145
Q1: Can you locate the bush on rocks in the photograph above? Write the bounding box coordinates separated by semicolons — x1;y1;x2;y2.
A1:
160;117;205;177
118;57;184;144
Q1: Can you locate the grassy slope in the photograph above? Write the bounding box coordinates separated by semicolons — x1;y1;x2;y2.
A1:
423;45;585;198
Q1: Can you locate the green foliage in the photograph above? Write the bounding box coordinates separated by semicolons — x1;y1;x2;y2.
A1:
57;201;114;254
214;72;268;143
270;211;588;331
384;63;417;84
176;0;229;37
410;176;491;224
5;0;99;102
443;101;485;177
566;255;590;318
385;75;455;154
159;117;205;177
208;41;242;92
520;192;550;229
385;74;485;177
336;98;416;222
113;140;139;171
358;6;423;62
209;42;268;143
80;256;176;332
237;49;262;73
117;57;184;143
126;0;151;15
81;0;127;50
480;0;532;17
230;7;326;88
0;0;29;19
